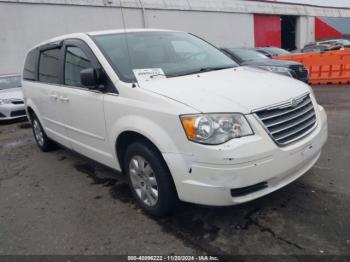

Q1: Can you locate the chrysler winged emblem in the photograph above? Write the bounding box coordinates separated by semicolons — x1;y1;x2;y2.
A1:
290;98;299;108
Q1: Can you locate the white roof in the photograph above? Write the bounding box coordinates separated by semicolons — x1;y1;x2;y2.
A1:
88;28;179;36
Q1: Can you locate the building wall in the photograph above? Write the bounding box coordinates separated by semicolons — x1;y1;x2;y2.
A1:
315;17;342;40
0;2;254;74
144;10;254;48
2;0;350;17
0;2;143;74
296;16;315;49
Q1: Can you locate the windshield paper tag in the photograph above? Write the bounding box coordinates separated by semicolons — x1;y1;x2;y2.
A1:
133;68;166;82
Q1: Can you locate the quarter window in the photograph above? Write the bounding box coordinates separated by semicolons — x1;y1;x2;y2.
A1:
64;46;92;87
23;49;39;81
38;48;61;84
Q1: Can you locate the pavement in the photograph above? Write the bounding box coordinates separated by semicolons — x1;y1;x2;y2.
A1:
0;85;349;258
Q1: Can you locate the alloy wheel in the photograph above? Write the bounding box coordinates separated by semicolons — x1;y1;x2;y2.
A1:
129;155;159;207
33;119;44;146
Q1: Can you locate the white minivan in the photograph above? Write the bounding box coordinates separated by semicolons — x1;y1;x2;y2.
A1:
22;29;328;216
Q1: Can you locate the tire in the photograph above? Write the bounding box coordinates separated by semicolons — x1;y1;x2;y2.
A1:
31;114;56;152
124;141;178;217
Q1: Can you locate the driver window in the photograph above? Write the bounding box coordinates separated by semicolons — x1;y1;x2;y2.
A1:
64;46;93;87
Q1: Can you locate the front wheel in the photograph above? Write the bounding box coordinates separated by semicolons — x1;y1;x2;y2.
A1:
124;141;178;217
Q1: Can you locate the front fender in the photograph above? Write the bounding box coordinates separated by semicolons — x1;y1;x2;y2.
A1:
109;114;191;169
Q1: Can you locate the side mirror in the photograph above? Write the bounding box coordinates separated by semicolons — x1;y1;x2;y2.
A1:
80;68;99;88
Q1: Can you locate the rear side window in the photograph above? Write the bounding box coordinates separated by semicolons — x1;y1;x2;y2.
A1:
38;48;61;84
23;49;39;81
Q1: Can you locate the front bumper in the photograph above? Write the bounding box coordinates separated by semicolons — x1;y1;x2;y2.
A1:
0;103;26;120
163;105;328;206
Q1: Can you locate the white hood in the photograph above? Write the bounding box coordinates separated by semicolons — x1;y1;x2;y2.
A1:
0;88;23;100
139;67;310;113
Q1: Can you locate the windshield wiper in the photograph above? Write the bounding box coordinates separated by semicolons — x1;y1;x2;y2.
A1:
172;65;235;77
199;66;236;72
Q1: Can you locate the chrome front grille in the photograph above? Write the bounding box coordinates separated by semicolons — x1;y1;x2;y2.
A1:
255;94;317;146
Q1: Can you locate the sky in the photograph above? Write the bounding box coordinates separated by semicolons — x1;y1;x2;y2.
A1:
266;0;350;8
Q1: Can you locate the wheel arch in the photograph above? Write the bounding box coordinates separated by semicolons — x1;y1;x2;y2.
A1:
25;99;42;123
116;131;164;172
26;106;35;120
115;130;179;200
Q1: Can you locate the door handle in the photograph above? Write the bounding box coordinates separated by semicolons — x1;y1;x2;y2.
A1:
59;96;69;102
49;94;58;101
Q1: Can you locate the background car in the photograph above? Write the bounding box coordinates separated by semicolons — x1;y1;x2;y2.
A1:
301;44;332;53
302;39;350;53
305;39;350;48
0;74;26;121
254;47;291;58
221;48;309;83
301;44;346;53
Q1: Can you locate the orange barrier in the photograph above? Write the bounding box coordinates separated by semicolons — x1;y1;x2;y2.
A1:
274;50;350;85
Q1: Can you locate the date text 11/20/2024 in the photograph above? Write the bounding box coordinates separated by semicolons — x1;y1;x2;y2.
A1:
127;255;219;261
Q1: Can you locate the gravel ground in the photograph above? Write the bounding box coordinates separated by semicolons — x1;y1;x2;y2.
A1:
0;85;349;259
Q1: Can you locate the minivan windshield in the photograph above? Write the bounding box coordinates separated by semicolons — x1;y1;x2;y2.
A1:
92;31;237;82
0;75;21;90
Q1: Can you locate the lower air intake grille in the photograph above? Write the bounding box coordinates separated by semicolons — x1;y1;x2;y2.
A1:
231;182;268;197
255;94;317;146
10;110;26;117
11;100;24;105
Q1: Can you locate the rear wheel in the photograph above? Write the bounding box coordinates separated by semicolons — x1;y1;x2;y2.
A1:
124;141;178;217
31;115;56;152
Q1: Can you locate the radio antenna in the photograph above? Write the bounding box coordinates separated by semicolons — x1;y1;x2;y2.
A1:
120;0;137;87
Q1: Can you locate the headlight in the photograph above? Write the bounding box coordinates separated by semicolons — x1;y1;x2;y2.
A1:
259;66;292;76
308;85;315;98
0;99;12;105
180;113;253;145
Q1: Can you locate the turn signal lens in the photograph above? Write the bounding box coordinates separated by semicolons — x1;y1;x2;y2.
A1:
181;115;197;140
